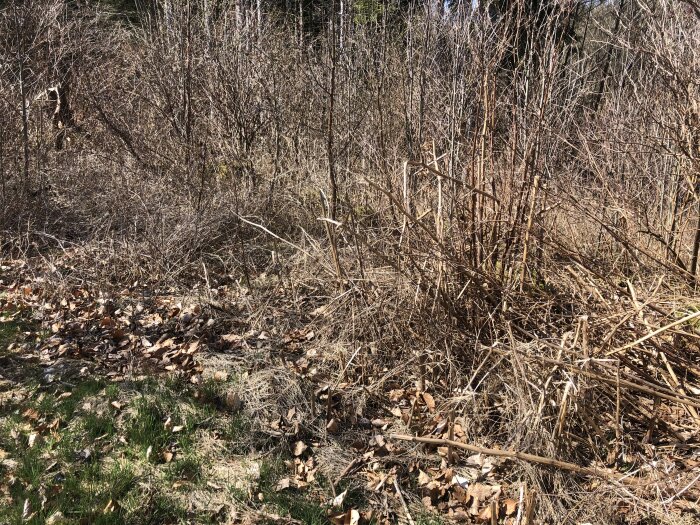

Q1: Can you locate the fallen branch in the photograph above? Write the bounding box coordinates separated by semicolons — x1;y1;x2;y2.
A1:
390;434;631;484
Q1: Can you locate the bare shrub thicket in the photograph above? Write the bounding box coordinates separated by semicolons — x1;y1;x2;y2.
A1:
1;0;699;522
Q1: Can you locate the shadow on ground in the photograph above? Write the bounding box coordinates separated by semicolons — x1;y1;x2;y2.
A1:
0;314;338;525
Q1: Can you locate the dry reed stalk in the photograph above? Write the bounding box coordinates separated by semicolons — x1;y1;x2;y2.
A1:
622;281;700;424
319;190;345;291
524;489;536;525
609;309;700;354
613;362;621;463
400;160;409;248
519;175;540;292
447;409;455;465
514;484;525;525
580;315;589;360
432;140;444;315
553;379;572;443
500;331;700;408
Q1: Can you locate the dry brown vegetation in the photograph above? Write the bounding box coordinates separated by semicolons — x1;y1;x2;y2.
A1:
1;0;700;523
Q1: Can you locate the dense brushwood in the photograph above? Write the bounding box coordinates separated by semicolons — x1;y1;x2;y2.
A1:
1;0;699;523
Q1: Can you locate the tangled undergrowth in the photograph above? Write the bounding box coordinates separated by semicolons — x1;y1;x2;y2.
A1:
2;0;700;523
2;239;699;524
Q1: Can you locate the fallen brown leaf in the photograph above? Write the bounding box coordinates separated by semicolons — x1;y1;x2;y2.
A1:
418;470;432;486
276;478;291;491
225;391;243;411
504;497;518;516
293;440;308;456
327;418;339;433
422;392;436;411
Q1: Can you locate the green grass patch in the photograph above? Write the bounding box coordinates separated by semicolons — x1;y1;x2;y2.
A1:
165;454;203;484
123;380;216;463
0;328;334;525
256;458;329;525
0;303;43;354
0;320;21;352
82;412;117;440
34;378;107;419
0;371;252;525
0;313;32;355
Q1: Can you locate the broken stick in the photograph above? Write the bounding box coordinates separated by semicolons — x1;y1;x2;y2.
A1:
390;434;631;484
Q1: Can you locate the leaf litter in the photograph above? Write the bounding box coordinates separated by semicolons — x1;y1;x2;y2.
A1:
2;257;700;524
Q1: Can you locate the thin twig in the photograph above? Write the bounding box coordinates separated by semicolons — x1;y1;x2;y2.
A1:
392;477;415;525
609;309;700;355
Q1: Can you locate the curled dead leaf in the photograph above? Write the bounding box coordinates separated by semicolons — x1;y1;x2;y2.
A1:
22;499;34;521
103;500;115;514
276;478;291;491
329;509;360;525
46;511;67;524
418;470;432;486
504;498;518;516
22;408;39;421
225;391;243;411
293;441;308;457
422;392;436;411
331;489;348;508
467;483;501;515
326;418;339;433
